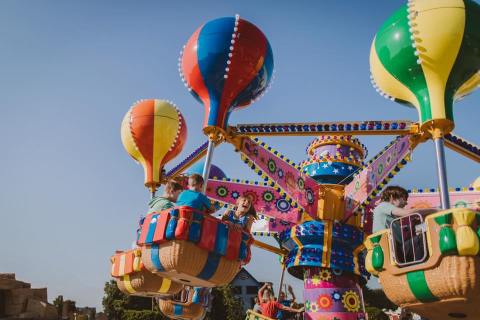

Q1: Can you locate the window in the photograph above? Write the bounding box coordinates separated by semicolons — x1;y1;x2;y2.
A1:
246;286;259;294
233;286;242;294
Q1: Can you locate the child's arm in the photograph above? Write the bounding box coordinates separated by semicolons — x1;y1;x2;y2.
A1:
258;283;269;301
244;216;254;232
392;207;436;217
279;304;304;313
287;285;296;303
205;202;216;214
221;212;230;221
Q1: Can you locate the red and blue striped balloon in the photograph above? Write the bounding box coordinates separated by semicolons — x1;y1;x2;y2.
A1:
180;15;274;131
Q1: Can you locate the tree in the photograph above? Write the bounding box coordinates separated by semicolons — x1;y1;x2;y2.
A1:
365;306;389;320
363;286;397;310
52;295;63;318
206;285;244;320
363;286;397;320
102;280;167;320
102;280;128;320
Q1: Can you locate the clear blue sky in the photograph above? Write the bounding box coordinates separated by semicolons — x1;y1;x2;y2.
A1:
1;0;478;310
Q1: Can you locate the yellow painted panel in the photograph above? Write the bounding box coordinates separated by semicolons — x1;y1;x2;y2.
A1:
159;278;172;293
411;0;464;12
152;100;180;182
415;5;465;119
122;275;136;294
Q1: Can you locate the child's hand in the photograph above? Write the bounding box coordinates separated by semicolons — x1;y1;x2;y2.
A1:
231;223;242;231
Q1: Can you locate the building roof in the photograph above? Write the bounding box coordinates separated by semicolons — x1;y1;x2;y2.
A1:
230;268;261;286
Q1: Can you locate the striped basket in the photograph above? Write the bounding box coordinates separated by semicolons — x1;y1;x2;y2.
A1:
158;287;209;320
158;299;206;320
365;209;480;319
111;248;182;296
137;206;253;287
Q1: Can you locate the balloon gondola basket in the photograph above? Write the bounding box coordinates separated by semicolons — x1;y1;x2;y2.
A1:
365;208;480;319
137;206;252;287
110;248;183;297
158;299;206;320
158;287;210;320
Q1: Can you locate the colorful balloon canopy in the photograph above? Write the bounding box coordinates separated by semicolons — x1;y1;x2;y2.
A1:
121;99;187;191
185;161;227;180
370;0;480;133
180;15;274;133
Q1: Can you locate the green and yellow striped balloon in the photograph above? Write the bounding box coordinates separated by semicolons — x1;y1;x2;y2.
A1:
370;0;480;134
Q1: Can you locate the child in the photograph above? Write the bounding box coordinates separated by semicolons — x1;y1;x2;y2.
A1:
148;179;183;213
222;196;257;232
134;179;184;247
176;174;215;213
372;186;434;233
373;186;435;263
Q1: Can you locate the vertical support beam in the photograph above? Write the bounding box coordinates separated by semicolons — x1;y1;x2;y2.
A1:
278;263;286;298
202;140;215;193
433;138;450;209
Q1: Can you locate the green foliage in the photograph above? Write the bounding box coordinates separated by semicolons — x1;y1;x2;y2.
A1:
102;280;128;319
363;286;397;310
206;285;244;320
123;310;167;320
102;280;167;319
365;306;389;320
52;295;63;317
103;280;247;320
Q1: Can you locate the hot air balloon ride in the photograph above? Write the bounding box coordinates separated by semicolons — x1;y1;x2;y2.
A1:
110;248;183;297
111;8;480;320
365;1;480;318
121;99;187;196
158;287;211;320
370;0;480;209
137;204;253;288
180;14;274;188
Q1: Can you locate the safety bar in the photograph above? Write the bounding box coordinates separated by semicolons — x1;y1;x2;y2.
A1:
389;213;428;267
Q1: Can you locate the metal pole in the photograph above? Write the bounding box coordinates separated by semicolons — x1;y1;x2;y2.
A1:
202;139;215;193
278;262;286;299
433;137;450;209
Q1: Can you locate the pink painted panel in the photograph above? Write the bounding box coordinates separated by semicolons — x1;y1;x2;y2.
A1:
241;137;319;218
205;179;301;223
344;136;411;216
407;191;480;210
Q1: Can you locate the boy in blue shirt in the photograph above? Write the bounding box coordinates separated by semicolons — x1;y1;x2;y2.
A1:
176;174;215;213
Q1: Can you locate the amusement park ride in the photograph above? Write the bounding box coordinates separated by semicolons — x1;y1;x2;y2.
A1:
111;1;480;320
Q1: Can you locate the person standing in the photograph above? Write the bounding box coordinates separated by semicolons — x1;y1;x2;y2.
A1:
257;283;303;319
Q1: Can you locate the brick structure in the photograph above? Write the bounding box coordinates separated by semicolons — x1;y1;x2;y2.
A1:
0;273;58;320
